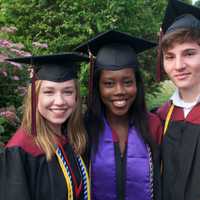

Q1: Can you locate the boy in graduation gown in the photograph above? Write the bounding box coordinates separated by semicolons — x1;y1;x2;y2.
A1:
156;0;200;199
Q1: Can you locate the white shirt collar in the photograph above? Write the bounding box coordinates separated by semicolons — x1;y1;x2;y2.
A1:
170;88;200;109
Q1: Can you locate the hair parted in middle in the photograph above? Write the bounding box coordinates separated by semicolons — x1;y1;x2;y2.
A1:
86;68;156;155
21;80;87;160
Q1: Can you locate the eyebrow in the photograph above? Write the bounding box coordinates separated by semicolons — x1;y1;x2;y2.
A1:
41;86;75;90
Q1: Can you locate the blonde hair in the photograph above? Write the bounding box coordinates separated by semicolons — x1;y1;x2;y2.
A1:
21;80;87;160
161;28;200;52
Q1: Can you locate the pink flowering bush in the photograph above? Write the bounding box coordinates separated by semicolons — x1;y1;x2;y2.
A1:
0;36;29;143
0;26;48;144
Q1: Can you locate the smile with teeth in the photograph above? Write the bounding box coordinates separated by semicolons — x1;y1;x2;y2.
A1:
50;108;67;114
112;100;127;107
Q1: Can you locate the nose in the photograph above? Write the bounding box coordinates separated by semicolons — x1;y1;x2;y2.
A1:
175;56;186;71
115;83;125;95
54;93;65;105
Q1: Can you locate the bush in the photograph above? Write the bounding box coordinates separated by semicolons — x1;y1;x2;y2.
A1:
0;26;49;144
146;80;175;111
0;0;167;94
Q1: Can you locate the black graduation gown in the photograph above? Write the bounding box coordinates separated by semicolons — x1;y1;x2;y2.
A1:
157;102;200;200
0;150;4;200
0;129;88;200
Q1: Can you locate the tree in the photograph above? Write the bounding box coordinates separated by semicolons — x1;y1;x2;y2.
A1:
0;0;167;90
1;0;166;51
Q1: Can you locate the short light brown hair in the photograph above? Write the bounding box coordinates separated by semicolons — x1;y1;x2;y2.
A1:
161;28;200;52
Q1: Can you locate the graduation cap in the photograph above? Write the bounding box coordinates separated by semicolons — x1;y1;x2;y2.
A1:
7;52;89;136
7;52;89;82
74;30;156;103
156;0;200;82
75;30;156;70
162;0;200;33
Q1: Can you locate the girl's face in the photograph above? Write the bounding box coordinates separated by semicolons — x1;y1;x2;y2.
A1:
38;80;76;132
99;68;137;119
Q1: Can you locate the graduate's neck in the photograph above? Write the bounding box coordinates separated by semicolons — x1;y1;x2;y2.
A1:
48;122;62;135
106;112;129;138
106;112;129;156
106;112;129;127
179;84;200;103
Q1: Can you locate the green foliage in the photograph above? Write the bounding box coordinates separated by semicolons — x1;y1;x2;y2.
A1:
0;117;6;134
0;27;33;144
0;116;16;143
1;0;166;49
146;80;175;110
0;0;170;143
79;63;89;97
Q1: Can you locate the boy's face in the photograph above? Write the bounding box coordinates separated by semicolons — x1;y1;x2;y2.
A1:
163;41;200;94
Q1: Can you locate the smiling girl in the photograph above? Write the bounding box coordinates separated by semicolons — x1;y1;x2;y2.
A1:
76;30;162;200
0;53;91;200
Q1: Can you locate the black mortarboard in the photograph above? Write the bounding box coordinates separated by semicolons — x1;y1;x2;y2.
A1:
74;30;156;70
162;0;200;33
7;52;89;82
6;52;89;136
74;30;156;105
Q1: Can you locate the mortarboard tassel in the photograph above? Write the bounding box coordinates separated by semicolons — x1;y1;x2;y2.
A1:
156;28;163;82
31;66;37;136
88;51;94;106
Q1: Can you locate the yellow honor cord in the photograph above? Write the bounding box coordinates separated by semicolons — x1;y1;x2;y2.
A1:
164;104;174;135
55;150;73;200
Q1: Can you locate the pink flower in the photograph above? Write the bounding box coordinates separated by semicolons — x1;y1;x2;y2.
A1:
0;54;8;62
12;75;20;81
19;51;32;57
32;42;48;49
0;110;16;124
0;107;20;125
8;61;22;69
9;48;24;56
0;26;17;34
0;39;13;48
0;70;8;77
12;43;24;50
9;48;32;57
23;52;32;56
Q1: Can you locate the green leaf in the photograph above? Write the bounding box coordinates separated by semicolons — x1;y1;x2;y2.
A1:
0;125;5;134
